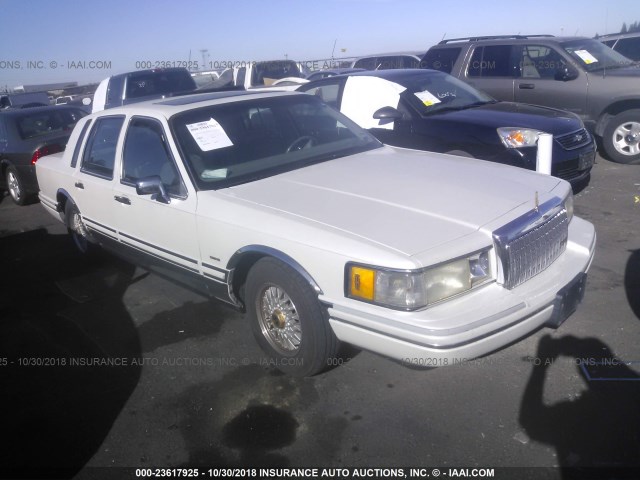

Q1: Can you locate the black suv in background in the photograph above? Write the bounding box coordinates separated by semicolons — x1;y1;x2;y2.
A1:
422;35;640;164
600;32;640;61
91;68;197;113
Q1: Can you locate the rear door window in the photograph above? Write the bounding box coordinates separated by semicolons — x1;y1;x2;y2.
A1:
467;45;514;77
421;48;462;73
81;116;125;179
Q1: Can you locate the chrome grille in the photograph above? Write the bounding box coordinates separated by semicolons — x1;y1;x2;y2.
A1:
493;203;569;290
555;128;591;150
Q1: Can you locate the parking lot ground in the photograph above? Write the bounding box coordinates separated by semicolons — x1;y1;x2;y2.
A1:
0;154;639;479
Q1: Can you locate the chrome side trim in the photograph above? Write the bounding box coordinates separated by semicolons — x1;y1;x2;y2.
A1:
119;231;198;265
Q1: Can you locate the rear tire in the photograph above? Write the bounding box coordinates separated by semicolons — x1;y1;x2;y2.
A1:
245;257;339;376
602;109;640;164
65;201;96;255
5;166;30;206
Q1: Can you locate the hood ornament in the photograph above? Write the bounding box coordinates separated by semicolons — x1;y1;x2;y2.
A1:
534;191;539;212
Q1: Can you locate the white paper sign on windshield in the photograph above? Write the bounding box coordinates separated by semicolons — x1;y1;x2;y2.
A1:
574;50;599;64
201;168;229;179
186;118;233;151
341;76;407;130
414;90;442;107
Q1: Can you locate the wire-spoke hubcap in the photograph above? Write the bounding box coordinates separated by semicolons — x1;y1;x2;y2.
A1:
613;121;640;156
7;171;21;202
257;285;302;355
70;211;89;252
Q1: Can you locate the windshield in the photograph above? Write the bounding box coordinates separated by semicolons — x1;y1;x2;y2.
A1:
561;38;635;72
125;70;197;99
398;71;494;115
251;61;304;86
171;95;381;190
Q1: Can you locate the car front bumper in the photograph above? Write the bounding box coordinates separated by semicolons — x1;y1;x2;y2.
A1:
322;216;596;365
515;142;596;185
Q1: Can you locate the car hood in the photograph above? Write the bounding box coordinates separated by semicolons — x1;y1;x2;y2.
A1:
218;146;561;256
430;101;583;134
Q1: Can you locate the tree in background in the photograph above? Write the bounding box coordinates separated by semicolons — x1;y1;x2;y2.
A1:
621;21;640;33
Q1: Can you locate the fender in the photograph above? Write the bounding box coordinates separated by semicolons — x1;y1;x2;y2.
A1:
55;188;76;215
227;245;323;297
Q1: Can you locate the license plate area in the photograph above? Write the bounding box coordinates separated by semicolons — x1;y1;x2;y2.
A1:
547;272;587;328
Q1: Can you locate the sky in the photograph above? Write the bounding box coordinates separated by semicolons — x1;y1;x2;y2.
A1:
1;0;637;89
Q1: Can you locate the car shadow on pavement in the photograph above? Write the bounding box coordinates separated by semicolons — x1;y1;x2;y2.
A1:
624;249;640;320
174;365;349;467
0;229;142;478
519;334;640;479
136;300;235;354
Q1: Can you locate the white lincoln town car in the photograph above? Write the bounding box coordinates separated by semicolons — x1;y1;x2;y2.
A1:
36;90;596;376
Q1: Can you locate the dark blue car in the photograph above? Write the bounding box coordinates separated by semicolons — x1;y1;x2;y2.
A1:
297;69;595;186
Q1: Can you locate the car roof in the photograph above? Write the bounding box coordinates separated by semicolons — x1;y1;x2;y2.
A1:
434;35;590;46
344;68;441;80
87;90;303;119
353;51;425;59
110;67;192;80
599;31;640;40
0;105;85;116
319;68;365;74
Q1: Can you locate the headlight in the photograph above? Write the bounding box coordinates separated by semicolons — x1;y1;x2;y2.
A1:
497;127;545;148
564;191;574;222
346;249;493;310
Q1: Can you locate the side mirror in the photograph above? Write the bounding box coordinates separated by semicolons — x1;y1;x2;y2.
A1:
554;65;578;81
373;106;405;125
136;176;170;204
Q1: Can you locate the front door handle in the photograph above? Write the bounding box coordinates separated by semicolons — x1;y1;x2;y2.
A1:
74;181;84;189
518;83;535;89
114;195;131;205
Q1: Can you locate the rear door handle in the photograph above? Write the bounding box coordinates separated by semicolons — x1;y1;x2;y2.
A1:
114;195;131;205
518;83;535;89
74;181;84;189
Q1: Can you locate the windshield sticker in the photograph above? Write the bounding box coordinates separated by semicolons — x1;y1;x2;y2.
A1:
574;50;598;64
201;168;229;179
186;118;233;151
414;90;442;107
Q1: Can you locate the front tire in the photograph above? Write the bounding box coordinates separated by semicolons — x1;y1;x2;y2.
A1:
602;109;640;164
245;257;339;376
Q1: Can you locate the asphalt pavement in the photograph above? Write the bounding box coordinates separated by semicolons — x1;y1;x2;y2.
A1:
0;154;639;480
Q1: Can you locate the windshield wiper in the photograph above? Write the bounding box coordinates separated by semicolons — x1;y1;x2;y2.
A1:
458;100;497;109
429;100;496;113
588;61;637;72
